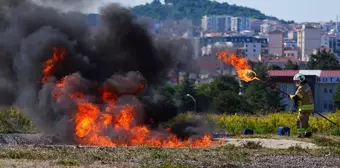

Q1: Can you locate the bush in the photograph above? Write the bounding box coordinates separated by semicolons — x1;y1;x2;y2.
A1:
218;111;340;135
165;112;340;135
0;107;35;133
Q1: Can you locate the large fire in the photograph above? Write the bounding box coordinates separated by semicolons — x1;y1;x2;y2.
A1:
42;47;66;84
42;47;218;147
216;50;259;82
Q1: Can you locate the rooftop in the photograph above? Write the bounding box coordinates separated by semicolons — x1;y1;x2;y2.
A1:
268;70;340;77
268;30;283;34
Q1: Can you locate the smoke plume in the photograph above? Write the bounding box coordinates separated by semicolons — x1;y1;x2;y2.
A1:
0;1;211;146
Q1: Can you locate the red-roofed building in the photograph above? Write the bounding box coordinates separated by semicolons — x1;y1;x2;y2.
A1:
268;70;340;113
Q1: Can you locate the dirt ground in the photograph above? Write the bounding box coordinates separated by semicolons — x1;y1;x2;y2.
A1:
221;138;319;149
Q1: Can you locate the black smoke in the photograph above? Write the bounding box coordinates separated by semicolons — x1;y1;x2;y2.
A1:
0;1;206;144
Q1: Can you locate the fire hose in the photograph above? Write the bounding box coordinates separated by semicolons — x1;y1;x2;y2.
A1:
258;80;338;127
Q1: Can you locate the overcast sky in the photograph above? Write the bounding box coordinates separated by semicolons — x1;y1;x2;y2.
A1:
87;0;340;23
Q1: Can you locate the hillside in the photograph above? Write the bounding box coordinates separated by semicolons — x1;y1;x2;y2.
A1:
131;0;294;24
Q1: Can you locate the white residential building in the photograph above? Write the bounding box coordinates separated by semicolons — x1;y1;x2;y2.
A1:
260;23;276;34
284;48;299;58
321;22;335;33
287;31;298;40
297;24;322;61
244;43;261;59
231;17;251;32
201;15;232;33
240;30;254;36
268;30;284;56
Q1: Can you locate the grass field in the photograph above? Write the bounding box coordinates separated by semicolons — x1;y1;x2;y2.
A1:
168;111;340;136
0;108;340;167
0;136;339;168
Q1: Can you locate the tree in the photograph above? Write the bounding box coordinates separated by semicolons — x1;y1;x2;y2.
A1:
208;75;251;114
210;75;240;97
284;60;299;70
175;74;196;112
243;62;285;113
158;83;177;98
333;83;340;110
195;83;212;112
212;90;244;114
307;49;340;70
268;64;283;70
132;0;293;25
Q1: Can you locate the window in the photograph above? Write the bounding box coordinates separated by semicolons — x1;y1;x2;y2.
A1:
254;49;256;52
329;89;333;93
246;44;248;47
254;44;256;47
329;104;333;110
324;88;328;93
324;103;327;109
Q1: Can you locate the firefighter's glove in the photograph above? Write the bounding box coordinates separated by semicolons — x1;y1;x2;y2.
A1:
289;94;294;100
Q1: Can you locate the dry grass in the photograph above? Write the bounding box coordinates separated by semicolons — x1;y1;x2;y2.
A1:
0;144;337;167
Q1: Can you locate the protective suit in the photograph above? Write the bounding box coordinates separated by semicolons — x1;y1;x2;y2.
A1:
289;73;314;138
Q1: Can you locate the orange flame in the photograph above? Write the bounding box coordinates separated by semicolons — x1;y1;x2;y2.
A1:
42;47;66;83
216;50;259;82
42;47;220;148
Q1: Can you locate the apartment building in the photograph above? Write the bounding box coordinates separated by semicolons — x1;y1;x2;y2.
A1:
260;23;276;34
284;39;297;48
250;19;263;32
244;43;262;58
321;35;340;57
297;24;322;61
201;15;232;33
284;48;299;58
268;30;284;56
287;31;298;40
231;17;251;32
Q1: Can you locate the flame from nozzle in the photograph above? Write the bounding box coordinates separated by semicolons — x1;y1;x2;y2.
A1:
216;50;259;82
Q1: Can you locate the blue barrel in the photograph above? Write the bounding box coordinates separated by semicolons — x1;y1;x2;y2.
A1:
278;127;290;136
242;129;254;135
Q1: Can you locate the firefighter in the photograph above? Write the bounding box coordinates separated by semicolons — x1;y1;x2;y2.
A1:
289;73;314;138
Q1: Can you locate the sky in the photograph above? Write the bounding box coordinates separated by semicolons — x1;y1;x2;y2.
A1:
86;0;340;23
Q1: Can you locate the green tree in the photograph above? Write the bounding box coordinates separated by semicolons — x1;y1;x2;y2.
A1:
333;83;340;109
210;75;240;97
243;62;285;113
208;75;251;114
284;60;299;70
132;0;293;25
158;83;177;98
212;90;244;114
175;74;196;112
268;64;283;70
307;49;340;70
195;83;212;112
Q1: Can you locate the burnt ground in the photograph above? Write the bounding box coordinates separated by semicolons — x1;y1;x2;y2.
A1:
0;134;339;168
0;133;60;146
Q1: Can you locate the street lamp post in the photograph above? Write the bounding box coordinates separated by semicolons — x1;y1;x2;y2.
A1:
186;94;196;112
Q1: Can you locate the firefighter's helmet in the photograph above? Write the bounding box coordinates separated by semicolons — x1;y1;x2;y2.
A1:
293;73;305;82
